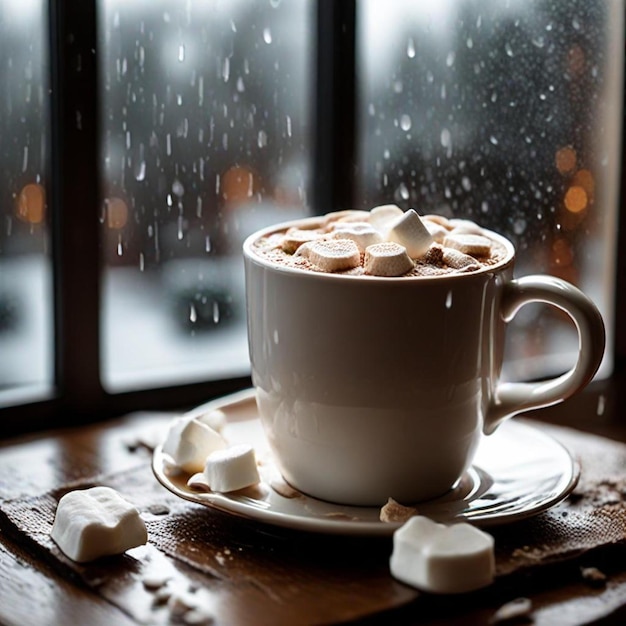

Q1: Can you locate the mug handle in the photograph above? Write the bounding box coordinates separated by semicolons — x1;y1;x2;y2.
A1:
484;275;605;435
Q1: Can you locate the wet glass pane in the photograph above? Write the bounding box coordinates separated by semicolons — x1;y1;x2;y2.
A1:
98;0;314;391
357;0;622;380
0;0;53;403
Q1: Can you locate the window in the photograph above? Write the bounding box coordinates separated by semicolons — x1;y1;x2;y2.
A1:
356;0;623;380
0;0;623;433
97;0;314;391
0;0;53;405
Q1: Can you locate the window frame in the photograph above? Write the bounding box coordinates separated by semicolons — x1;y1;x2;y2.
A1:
1;0;624;436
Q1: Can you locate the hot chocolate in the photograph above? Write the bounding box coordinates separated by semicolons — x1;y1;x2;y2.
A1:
250;205;508;278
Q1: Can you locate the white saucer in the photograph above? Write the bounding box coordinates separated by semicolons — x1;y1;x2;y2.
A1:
152;389;579;536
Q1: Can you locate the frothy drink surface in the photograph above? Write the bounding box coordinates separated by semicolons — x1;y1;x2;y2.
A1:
251;207;508;278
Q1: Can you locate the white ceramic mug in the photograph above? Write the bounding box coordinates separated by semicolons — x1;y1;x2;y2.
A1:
243;218;605;506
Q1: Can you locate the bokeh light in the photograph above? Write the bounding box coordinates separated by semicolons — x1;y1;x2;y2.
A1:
105;196;129;229
15;183;46;224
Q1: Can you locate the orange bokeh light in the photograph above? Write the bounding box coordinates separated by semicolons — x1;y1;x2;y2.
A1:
222;165;256;207
564;185;588;214
106;197;129;229
555;146;577;174
16;183;46;224
571;169;595;198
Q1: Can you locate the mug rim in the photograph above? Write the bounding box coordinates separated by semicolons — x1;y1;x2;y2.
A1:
243;215;516;282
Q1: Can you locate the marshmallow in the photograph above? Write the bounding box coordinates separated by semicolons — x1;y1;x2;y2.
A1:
443;233;492;257
448;218;484;235
331;222;383;251
390;516;495;594
203;444;260;492
385;209;434;259
364;242;414;276
424;222;449;244
281;228;323;254
368;204;404;233
380;498;418;523
492;598;533;623
51;486;148;563
163;417;227;474
422;214;452;229
442;247;480;271
322;209;370;227
304;238;361;272
196;408;227;433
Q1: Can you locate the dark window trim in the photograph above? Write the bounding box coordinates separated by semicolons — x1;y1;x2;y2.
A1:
0;0;624;437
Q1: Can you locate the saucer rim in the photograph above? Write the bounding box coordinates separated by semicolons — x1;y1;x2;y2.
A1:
152;389;579;536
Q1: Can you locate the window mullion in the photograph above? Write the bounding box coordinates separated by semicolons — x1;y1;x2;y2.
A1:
50;0;105;420
314;0;356;213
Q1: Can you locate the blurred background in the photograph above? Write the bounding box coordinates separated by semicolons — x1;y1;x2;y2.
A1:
0;0;622;404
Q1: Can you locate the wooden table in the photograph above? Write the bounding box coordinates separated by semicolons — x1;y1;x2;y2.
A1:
1;372;626;626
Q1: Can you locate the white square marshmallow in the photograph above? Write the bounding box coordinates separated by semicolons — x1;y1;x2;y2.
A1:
51;486;147;563
390;516;495;594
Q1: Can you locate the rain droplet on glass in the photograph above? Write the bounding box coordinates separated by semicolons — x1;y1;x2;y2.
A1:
446;51;455;67
263;27;272;44
212;302;220;324
135;161;146;181
407;38;416;59
172;179;185;197
400;114;412;131
394;182;410;202
178;44;185;62
189;304;197;323
445;291;453;309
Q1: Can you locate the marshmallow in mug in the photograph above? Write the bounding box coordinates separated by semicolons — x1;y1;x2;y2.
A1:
260;206;497;277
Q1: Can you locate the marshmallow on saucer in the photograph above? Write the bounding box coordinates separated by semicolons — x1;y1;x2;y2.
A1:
390;516;495;594
385;209;434;259
204;444;260;492
51;486;147;563
195;408;227;433
163;416;227;474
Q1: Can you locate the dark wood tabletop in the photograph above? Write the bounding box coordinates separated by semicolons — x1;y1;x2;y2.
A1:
1;370;626;626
